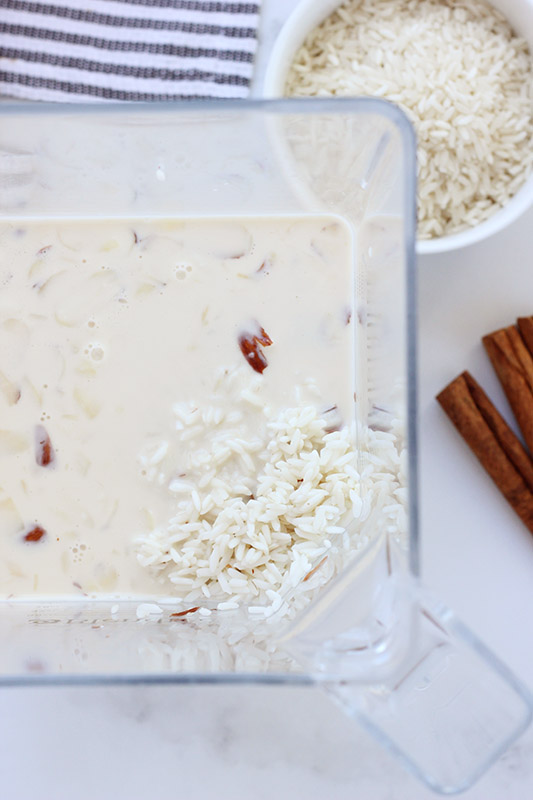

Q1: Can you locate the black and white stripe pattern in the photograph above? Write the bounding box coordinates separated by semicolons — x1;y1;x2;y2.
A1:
0;0;261;101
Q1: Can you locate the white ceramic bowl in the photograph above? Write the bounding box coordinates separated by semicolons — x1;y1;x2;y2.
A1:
264;0;533;255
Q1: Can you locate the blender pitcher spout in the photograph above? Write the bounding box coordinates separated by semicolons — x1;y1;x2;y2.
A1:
279;532;533;794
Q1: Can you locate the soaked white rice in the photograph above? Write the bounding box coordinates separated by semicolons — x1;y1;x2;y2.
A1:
135;366;407;626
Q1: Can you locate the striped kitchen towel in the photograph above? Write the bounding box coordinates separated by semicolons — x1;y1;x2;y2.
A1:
0;0;261;101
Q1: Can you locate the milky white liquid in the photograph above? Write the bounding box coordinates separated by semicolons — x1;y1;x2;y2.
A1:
0;216;354;599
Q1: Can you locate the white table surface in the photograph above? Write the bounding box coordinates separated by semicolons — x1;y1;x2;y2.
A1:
3;2;533;798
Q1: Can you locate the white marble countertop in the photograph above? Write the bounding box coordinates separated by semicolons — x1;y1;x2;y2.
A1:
2;1;533;798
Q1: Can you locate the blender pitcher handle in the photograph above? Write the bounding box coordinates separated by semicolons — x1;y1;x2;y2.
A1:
279;534;532;794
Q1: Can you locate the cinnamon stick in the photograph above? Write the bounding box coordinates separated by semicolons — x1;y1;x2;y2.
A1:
482;326;533;455
436;371;533;533
517;316;533;359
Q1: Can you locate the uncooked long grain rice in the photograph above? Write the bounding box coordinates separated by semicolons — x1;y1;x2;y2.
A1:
285;0;533;239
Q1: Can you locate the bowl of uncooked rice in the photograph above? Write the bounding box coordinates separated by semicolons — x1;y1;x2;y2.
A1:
265;0;533;253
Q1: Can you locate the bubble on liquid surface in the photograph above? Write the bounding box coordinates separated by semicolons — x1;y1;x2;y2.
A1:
174;264;192;281
69;542;90;564
85;342;105;362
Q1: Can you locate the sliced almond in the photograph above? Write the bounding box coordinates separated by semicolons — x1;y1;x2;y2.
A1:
75;362;97;378
0;370;20;405
55;269;120;326
100;239;119;252
0;430;29;455
6;560;26;578
34;270;69;296
135;282;156;298
73;452;91;477
2;319;30;363
73;387;100;419
0;496;23;531
140;507;156;530
20;378;42;407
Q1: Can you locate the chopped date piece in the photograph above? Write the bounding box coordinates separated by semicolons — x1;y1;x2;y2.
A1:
256;258;272;275
35;425;54;467
26;659;45;673
323;404;342;433
171;607;200;618
303;556;328;583
238;325;273;374
255;327;272;347
24;525;46;543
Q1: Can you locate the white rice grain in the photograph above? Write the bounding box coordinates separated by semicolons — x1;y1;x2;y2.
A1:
135;365;407;620
285;0;533;239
